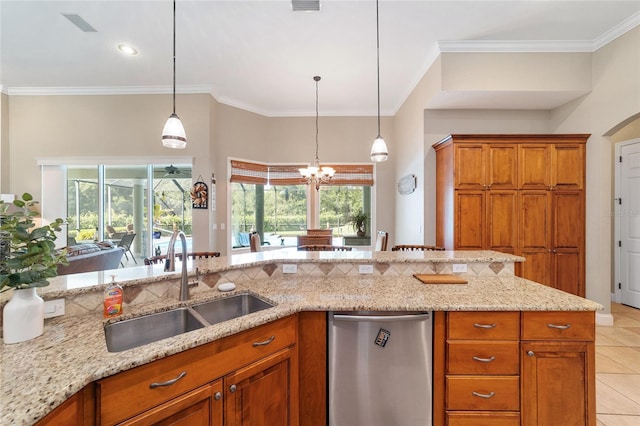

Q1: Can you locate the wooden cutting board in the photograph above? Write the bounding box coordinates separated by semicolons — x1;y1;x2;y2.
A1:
413;274;468;284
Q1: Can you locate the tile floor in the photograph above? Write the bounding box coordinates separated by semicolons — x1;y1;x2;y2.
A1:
596;302;640;426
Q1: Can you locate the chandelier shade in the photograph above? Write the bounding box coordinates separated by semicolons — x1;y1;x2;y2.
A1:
299;76;335;190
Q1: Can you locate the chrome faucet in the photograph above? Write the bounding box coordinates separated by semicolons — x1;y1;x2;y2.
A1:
164;230;189;301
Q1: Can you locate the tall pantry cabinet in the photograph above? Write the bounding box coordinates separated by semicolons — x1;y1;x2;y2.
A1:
434;134;589;297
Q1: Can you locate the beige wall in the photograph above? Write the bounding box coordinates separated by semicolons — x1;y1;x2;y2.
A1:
550;26;640;313
0;92;9;193
392;56;442;247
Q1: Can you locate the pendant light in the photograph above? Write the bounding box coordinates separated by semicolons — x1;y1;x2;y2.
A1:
162;0;187;149
370;0;388;162
299;76;335;190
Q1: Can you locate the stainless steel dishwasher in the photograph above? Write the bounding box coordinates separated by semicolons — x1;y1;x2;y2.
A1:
328;311;433;426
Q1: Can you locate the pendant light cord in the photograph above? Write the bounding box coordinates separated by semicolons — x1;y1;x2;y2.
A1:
376;0;381;137
314;76;321;162
172;0;177;114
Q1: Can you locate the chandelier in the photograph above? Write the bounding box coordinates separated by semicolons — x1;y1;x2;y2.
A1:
299;76;335;190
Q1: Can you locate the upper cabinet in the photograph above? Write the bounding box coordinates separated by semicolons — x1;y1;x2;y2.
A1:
454;143;518;190
434;134;589;296
520;142;585;190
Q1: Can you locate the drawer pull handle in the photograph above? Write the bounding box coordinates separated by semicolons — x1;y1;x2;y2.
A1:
149;371;187;389
214;392;222;401
528;350;535;357
547;323;571;330
472;391;496;399
473;323;496;329
252;335;276;347
472;356;496;363
229;384;237;393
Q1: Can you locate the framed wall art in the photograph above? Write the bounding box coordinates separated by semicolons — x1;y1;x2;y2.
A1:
191;178;208;209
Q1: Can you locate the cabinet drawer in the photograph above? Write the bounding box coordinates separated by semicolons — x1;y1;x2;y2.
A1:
447;341;519;374
446;376;519;411
522;311;594;340
98;315;296;425
446;411;520;426
448;312;520;340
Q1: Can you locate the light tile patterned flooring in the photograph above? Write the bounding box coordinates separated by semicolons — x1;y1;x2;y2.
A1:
596;302;640;426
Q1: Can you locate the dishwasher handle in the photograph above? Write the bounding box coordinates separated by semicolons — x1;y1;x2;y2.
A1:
332;313;431;322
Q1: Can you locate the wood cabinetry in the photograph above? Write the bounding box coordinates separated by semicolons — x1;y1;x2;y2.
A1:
441;312;521;425
434;310;595;426
36;385;95;426
224;348;296;426
434;134;588;296
96;315;297;426
521;311;596;426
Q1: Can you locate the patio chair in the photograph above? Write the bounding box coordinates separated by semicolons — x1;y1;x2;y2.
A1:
117;233;137;265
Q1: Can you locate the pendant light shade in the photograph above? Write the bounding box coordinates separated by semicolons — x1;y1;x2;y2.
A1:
370;134;388;162
162;0;186;149
370;0;388;162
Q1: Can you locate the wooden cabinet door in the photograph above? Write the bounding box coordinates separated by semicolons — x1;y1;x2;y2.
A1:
486;191;518;253
224;347;297;426
521;341;595;426
455;191;485;249
486;144;518;190
119;382;222;426
518;191;551;285
551;192;584;296
519;145;550;190
455;145;486;189
552;144;585;190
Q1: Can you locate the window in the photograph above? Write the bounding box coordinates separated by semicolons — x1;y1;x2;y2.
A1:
41;159;192;257
230;159;374;249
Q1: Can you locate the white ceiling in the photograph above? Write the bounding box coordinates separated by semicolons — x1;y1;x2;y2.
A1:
1;1;639;116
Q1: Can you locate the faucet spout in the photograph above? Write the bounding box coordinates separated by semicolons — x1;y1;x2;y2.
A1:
164;230;189;301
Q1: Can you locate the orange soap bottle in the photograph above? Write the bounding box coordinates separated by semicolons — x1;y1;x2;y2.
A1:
103;275;123;318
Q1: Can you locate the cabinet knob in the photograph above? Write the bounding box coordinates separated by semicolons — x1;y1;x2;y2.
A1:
214;392;222;401
229;384;237;393
527;350;535;357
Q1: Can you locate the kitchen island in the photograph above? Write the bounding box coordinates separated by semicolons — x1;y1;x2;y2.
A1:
0;250;600;425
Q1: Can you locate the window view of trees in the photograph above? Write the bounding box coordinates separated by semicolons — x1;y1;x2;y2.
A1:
231;182;369;248
66;165;192;256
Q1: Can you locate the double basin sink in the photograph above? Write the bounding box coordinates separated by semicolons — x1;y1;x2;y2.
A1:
104;293;274;352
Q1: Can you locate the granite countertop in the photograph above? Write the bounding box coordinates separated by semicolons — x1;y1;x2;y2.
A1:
0;250;600;425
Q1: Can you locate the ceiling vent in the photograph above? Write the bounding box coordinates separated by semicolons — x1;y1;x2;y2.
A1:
62;14;97;32
292;0;320;12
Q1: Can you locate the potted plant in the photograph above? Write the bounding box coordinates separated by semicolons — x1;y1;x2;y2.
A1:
1;193;67;344
349;210;369;237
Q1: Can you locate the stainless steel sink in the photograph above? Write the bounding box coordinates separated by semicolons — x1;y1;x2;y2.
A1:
191;294;274;325
104;294;275;352
105;307;205;352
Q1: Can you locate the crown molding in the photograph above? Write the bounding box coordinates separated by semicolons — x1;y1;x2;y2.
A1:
6;85;212;96
439;12;640;54
592;10;640;51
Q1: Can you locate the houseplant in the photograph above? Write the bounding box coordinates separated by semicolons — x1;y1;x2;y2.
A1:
349;210;369;237
1;193;67;343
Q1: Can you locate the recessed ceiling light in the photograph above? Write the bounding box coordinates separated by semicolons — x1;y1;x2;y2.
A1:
117;44;138;56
